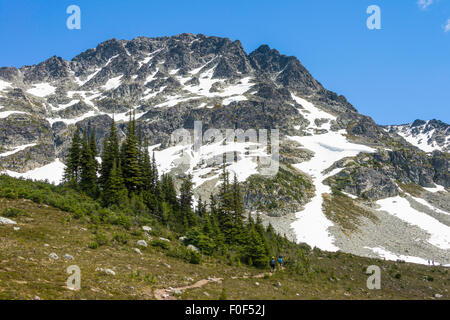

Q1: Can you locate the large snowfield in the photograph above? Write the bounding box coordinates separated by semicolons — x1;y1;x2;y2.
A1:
288;94;375;252
376;196;450;250
1;159;65;185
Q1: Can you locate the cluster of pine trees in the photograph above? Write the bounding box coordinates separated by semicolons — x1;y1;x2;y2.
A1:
63;115;285;268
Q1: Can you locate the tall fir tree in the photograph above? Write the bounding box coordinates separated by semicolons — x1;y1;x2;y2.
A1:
121;114;142;193
79;130;98;197
89;129;99;177
231;174;245;243
103;161;128;206
64;127;82;184
217;165;234;243
99;118;119;191
179;174;196;229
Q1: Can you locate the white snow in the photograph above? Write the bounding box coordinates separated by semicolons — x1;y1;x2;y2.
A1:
0;79;12;92
183;67;253;99
26;83;56;97
138;49;163;68
423;184;447;193
0;110;28;119
342;191;358;199
222;95;248;105
410;196;450;216
102;75;123;91
46;110;97;126
292;94;335;131
108;109;146;122
74;54;119;86
0;143;37;157
288;94;375;252
364;246;430;265
189;58;217;75
154;96;197;108
387;122;447;153
52;99;80;111
151;138;265;188
67;90;102;108
376;196;450;250
2;159;65;185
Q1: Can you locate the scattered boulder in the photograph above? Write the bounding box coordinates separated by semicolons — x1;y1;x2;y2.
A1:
187;244;199;252
255;282;260;287
435;294;443;299
142;226;151;232
96;267;116;276
13;227;20;231
274;282;282;288
173;289;182;295
159;237;170;242
64;254;74;261
0;217;17;225
105;269;116;276
134;248;142;255
136;240;148;248
163;263;171;269
49;253;59;260
179;236;187;242
33;296;41;300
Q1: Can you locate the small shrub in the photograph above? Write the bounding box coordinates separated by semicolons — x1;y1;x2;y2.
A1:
151;239;170;250
88;241;99;249
189;251;201;265
113;232;129;245
2;207;27;218
2;188;18;199
219;288;227;300
94;231;109;246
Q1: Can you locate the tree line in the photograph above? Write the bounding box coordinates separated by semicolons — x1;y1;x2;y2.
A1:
63;115;287;268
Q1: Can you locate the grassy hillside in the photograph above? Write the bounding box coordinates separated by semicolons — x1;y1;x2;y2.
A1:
1;185;449;300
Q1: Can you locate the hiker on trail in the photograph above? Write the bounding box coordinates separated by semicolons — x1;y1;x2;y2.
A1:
278;255;283;270
270;257;276;273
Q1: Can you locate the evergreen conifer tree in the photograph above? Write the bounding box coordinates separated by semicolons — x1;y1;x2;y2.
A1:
64;127;82;184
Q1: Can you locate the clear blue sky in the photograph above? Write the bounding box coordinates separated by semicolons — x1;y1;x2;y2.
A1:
0;0;449;125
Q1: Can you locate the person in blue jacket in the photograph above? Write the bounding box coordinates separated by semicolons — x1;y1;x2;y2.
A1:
270;257;276;272
278;255;283;270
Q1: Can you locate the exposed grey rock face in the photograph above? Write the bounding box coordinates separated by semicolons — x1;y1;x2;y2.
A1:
386;119;450;153
326;148;449;200
332;167;400;200
0;33;362;165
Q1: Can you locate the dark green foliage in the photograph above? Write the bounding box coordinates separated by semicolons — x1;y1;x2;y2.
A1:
64;128;82;184
79;131;98;197
121;114;142;193
103;161;128;207
1;207;27;218
151;239;170;250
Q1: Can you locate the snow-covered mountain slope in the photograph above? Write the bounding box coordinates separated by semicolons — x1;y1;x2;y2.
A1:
385;119;450;153
0;33;449;266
